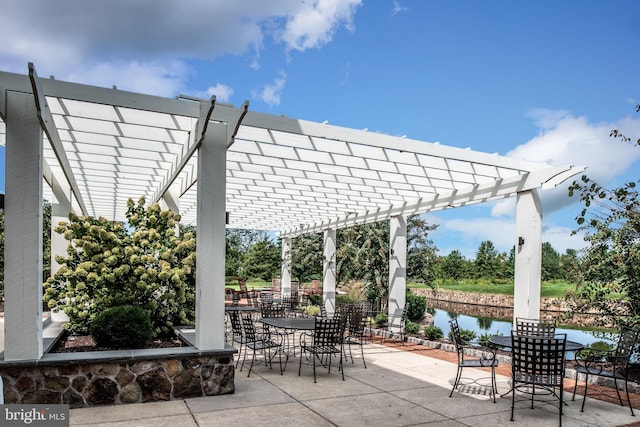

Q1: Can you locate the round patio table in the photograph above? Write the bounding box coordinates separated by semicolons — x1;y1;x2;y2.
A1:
259;317;315;330
488;335;584;352
224;305;260;313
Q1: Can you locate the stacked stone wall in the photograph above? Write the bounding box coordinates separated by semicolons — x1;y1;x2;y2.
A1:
412;288;600;327
0;352;235;408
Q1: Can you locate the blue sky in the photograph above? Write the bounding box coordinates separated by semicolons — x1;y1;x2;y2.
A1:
1;0;639;259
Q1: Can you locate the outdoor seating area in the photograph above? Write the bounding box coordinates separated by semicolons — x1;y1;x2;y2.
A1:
67;337;640;426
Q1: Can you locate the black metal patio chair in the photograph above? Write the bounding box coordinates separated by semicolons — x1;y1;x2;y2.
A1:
448;318;498;402
344;306;368;368
298;317;344;383
510;332;567;426
240;313;283;377
572;324;640;416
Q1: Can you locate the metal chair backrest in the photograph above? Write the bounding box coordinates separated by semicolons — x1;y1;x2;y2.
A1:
229;310;243;336
348;307;366;337
260;291;274;305
247;291;260;307
314;317;342;347
511;332;566;385
614;325;640;362
261;304;285;318
515;317;556;337
241;313;259;342
448;319;466;355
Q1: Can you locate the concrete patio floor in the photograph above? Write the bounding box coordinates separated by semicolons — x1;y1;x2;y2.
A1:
68;341;640;427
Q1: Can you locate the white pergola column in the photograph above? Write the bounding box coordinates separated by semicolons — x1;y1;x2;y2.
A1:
323;228;337;316
50;201;72;322
388;215;407;331
4;91;44;360
194;123;227;350
513;189;543;322
281;237;292;297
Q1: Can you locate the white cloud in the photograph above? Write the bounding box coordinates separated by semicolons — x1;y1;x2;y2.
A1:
491;110;640;218
392;1;408;15
429;109;640;258
253;71;287;107
278;0;362;51
66;61;189;97
0;0;361;96
206;84;235;103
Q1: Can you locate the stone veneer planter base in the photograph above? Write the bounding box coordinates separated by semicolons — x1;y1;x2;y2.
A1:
0;345;237;408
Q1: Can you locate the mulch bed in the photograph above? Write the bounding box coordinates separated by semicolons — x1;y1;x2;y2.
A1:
49;333;184;353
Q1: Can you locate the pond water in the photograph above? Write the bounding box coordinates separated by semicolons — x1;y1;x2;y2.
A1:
428;306;617;348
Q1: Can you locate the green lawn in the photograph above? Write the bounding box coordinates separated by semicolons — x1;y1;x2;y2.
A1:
409;280;574;299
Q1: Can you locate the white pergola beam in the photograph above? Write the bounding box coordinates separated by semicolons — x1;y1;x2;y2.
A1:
28;63;88;215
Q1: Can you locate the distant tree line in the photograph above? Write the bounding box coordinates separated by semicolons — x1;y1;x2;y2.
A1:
0;208;581;300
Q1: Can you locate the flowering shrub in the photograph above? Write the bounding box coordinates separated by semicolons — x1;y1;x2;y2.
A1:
43;197;196;336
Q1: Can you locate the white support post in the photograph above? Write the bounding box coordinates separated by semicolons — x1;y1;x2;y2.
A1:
388;215;407;332
513;190;543;322
323;228;337;316
281;237;292;298
4;91;44;360
194;123;227;350
50;201;71;322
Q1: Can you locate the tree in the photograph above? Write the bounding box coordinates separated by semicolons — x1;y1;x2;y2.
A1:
241;235;281;281
336;215;438;308
43;197;196;336
336;221;389;302
560;248;582;284
406;216;439;285
474;240;500;279
541;242;563;281
226;228;263;277
567;104;640;327
438;250;468;281
291;232;323;283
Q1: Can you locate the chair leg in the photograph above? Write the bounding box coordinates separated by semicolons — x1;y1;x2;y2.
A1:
559;383;564;426
247;347;256;377
491;367;497;403
450;365;462;397
312;352;317;383
360;341;367;369
581;373;589;412
624;379;635;416
510;381;516;421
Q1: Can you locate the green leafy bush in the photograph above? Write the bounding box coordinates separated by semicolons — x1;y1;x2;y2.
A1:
405;320;419;334
423;325;444;340
309;294;322;306
90;305;153;349
406;292;427;322
43;197;196;336
305;305;321;317
375;313;388;327
449;328;477;342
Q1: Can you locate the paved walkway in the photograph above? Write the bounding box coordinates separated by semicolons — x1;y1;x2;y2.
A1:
68;341;640;427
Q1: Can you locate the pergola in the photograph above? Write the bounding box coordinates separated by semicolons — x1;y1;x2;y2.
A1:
0;64;584;361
